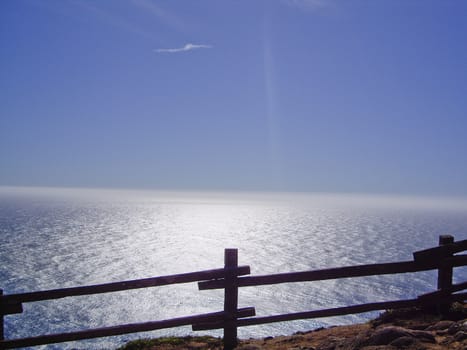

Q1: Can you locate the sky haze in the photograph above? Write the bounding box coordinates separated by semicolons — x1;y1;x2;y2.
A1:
1;0;467;196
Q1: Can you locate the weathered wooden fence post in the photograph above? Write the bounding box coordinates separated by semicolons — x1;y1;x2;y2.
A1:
437;235;454;291
437;235;454;314
223;249;238;350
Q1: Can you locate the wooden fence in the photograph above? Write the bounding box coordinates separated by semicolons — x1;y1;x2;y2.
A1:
1;235;466;350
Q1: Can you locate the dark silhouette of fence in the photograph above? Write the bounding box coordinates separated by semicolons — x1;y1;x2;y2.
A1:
1;235;466;350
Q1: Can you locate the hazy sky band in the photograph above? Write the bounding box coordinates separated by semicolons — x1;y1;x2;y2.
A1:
1;0;466;196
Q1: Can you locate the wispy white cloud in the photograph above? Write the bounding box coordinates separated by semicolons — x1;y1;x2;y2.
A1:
155;43;213;53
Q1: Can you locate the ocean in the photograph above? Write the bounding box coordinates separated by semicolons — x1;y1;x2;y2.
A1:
1;187;467;349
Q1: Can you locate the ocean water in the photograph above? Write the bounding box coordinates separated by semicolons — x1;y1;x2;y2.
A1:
1;187;467;349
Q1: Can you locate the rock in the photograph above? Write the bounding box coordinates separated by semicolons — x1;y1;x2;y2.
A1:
459;319;467;330
410;329;436;343
454;330;467;341
389;336;417;347
350;329;373;348
448;319;467;335
426;320;454;331
263;336;273;341
367;326;413;345
366;326;435;346
438;335;454;346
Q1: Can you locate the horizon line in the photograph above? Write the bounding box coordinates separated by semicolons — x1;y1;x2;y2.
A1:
1;184;467;202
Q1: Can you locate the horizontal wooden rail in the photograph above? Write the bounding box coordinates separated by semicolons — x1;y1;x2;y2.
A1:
193;292;467;331
237;292;467;328
199;260;451;290
446;254;467;265
418;281;467;301
414;239;467;262
199;256;467;290
194;300;417;330
0;307;256;349
1;266;250;309
0;303;22;316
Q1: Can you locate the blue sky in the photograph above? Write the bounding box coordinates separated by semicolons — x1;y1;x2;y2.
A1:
1;0;467;196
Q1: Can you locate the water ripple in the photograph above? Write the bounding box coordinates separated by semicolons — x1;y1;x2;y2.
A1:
1;189;467;349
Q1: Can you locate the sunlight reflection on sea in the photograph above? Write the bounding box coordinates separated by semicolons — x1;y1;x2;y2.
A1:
1;187;467;349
